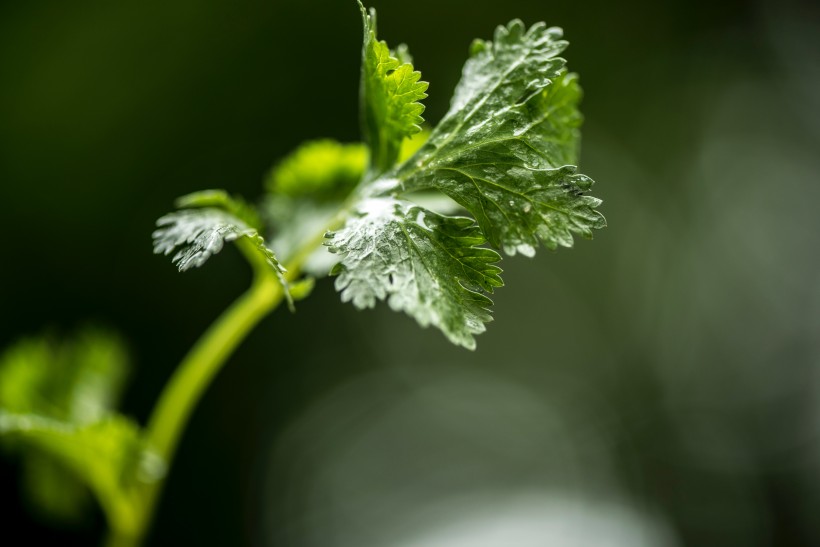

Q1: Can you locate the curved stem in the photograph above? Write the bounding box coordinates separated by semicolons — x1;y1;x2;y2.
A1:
145;272;283;463
107;268;285;547
108;204;352;547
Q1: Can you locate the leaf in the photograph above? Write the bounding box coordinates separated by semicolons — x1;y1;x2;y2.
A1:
392;23;605;256
359;1;428;175
0;330;161;526
0;329;129;426
154;208;257;271
0;411;163;528
265;139;367;201
326;198;502;349
153;194;292;306
288;277;316;301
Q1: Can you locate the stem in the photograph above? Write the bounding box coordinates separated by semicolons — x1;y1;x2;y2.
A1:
104;529;140;547
108;204;352;547
108;263;286;547
146;272;283;464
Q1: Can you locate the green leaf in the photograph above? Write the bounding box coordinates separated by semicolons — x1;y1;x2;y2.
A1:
393;24;605;256
359;1;428;175
0;330;161;527
326;198;502;349
266;139;367;201
0;411;163;529
288;277;316;301
154;207;264;272
154;193;292;306
0;329;129;426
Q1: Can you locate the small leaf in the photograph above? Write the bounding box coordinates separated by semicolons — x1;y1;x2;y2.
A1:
0;411;163;528
359;1;428;175
0;329;129;426
327;198;502;349
288;277;316;301
266;139;367;201
154;195;292;306
153;208;259;271
0;330;161;526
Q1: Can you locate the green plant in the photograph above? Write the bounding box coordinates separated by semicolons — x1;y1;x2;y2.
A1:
0;3;604;546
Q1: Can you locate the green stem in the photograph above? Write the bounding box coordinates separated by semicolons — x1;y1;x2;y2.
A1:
146;272;283;464
107;206;351;547
107;265;286;547
104;529;141;547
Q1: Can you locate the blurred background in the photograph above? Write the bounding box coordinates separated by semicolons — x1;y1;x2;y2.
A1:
1;0;818;545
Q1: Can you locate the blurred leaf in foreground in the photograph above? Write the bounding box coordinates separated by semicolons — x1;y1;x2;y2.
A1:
0;329;162;528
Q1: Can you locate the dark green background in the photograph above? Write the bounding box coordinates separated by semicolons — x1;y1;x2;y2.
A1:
2;0;819;545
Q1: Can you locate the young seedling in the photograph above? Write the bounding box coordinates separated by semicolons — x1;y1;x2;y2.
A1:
0;3;604;546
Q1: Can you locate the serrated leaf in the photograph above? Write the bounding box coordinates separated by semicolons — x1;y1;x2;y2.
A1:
393;23;605;255
326;198;502;349
153;208;261;271
153;197;292;307
359;1;428;175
